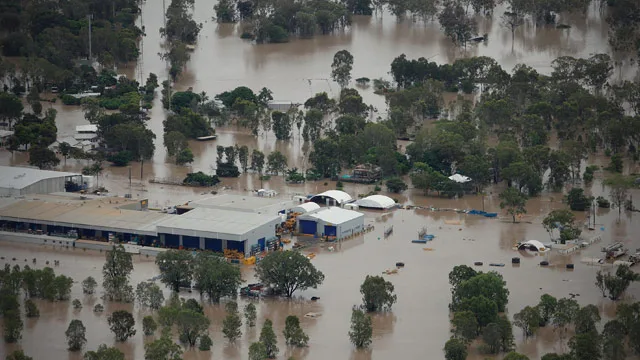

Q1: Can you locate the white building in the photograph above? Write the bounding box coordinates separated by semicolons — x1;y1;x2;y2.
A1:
355;194;396;209
290;202;320;214
297;207;364;239
309;190;353;206
0;166;82;196
75;124;98;143
156;207;281;254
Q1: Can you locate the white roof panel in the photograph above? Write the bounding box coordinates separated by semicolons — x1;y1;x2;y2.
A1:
355;195;395;209
299;207;364;225
157;207;280;237
291;202;320;214
0;166;80;190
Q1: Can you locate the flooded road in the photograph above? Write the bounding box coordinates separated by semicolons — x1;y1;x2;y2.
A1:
1;0;640;359
1;182;639;360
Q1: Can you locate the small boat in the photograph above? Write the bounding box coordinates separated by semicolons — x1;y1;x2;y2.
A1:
196;135;217;141
423;248;434;251
423;234;435;240
489;263;505;267
307;253;316;259
484;213;498;218
383;269;398;275
412;239;428;244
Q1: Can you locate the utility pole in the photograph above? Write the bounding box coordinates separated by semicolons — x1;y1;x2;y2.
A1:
163;0;166;30
87;15;93;63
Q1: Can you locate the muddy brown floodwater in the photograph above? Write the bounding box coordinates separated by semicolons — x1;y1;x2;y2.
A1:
1;182;639;360
1;0;640;359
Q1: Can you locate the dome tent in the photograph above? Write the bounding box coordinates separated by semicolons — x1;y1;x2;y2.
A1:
355;195;396;209
309;190;353;205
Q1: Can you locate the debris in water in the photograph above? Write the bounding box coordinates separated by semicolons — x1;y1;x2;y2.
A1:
304;312;322;318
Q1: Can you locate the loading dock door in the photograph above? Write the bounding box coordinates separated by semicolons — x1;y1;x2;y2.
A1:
227;240;246;253
299;220;316;235
324;225;337;237
258;238;266;251
204;238;222;252
182;236;199;249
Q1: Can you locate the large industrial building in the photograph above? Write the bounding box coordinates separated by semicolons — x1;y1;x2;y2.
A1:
157;207;281;254
297;207;364;239
0;166;83;196
0;193;282;255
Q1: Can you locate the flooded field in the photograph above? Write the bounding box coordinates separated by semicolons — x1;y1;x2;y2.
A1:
1;0;640;359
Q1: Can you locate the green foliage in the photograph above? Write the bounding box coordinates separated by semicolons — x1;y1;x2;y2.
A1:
28;146;60;169
542;209;581;243
143;316;158;336
452;311;478;343
553;297;580;338
452;272;509;312
448;265;477;292
177;308;210;347
499;187;528;223
5;350;33;360
438;1;478;48
537;294;558;326
83;344;125;360
66;319;87;351
566;188;590;211
108;310;136;342
503;352;530;360
24;299;39;317
223;301;243;342
193;252;242;302
603;265;639;300
72;298;83;309
513;306;541;337
604;175;635;219
156;250;194;293
569;330;601;360
93;304;104;313
183;172;220;186
574;305;601;335
164;131;188;157
103;245;134;302
386;177;407;193
444;337;468;360
3;309;22;343
82;276;98;294
244;303;258;327
256;250;325;297
199;334;213;351
260;319;279;358
249;342;268;360
283;315;309;347
176;148;194;165
144;328;183;360
331;50;354;88
360;275;397;312
349;308;372;348
136;282;165;310
267;151;288;175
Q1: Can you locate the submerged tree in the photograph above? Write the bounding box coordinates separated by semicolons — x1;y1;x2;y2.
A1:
349;308;372;348
108;310;136;342
66;319;87;351
499;188;528;223
283;315;309;347
222;301;242;343
255;251;325;297
84;344;125;360
245;302;257;327
360;275;397;312
259;319;279;358
102;245;134;302
331;50;354;88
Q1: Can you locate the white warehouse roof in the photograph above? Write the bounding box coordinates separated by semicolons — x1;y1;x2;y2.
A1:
310;190;353;204
355;195;395;209
157;207;281;238
0;166;80;190
299;207;364;225
291;202;320;214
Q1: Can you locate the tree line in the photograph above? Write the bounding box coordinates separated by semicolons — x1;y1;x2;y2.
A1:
0;0;141;93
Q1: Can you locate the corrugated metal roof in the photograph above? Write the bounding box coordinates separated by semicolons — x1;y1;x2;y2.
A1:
299;207;364;224
291;202;320;213
156;207;280;236
0;166;80;190
187;194;294;214
0;196;170;235
76;124;98;132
